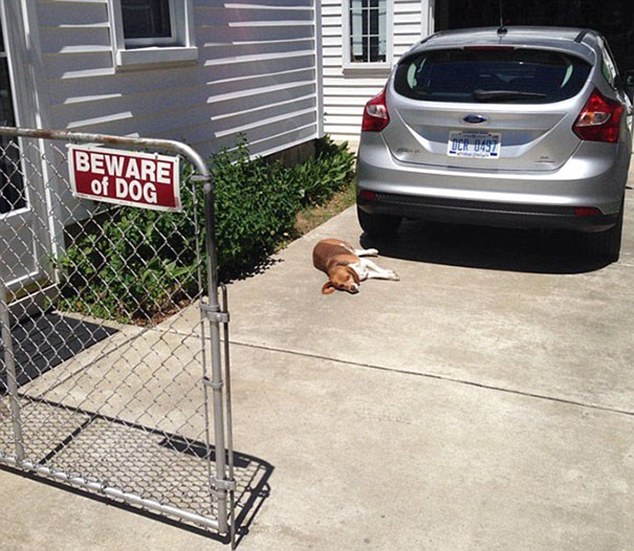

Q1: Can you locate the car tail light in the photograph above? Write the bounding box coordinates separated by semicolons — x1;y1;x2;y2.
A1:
359;190;376;201
362;89;390;132
574;207;602;217
573;89;624;143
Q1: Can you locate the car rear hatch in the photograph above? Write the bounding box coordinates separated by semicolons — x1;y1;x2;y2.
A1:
385;46;593;172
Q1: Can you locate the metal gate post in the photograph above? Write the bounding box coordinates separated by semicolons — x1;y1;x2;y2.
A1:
0;279;25;462
198;169;233;535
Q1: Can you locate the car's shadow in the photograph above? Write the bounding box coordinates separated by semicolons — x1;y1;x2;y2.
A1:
360;220;612;275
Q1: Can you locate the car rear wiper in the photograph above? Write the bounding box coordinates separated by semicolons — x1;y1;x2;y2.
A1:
473;89;547;102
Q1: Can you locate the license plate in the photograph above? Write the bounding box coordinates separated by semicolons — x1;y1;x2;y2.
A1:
447;131;501;159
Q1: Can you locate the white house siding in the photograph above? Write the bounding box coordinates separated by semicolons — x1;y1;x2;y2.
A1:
33;0;320;160
321;0;430;144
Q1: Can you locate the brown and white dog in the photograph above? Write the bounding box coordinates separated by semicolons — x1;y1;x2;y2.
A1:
312;238;399;294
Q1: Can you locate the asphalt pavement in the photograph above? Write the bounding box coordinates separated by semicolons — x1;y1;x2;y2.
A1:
1;176;633;550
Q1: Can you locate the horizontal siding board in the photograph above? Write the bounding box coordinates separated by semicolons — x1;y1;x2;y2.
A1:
322;9;343;20
208;68;316;98
211;95;316;126
65;111;134;130
36;1;109;27
325;94;381;106
201;39;315;60
206;58;314;85
214;107;316;138
321;23;343;33
322;35;345;48
221;0;313;8
324;121;362;134
199;24;314;44
195;6;313;26
324;104;371;115
211;63;314;84
38;27;111;52
324;113;364;126
393;24;425;36
204;49;314;67
245;124;317;157
325;86;386;98
42;51;114;79
208;79;315;105
213;93;318;120
188;123;318;160
221;113;316;145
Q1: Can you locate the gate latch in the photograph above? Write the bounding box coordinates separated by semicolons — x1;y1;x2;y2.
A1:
212;476;237;492
200;303;230;324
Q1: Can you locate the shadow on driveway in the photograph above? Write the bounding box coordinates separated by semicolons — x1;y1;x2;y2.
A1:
0;312;118;391
361;220;611;275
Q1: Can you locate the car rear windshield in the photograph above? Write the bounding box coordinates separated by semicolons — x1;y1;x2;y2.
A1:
393;48;592;104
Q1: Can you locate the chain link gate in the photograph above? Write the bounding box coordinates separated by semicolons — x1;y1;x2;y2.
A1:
0;127;237;543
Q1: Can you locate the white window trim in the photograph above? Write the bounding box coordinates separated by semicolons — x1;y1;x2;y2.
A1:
342;0;393;72
108;0;198;69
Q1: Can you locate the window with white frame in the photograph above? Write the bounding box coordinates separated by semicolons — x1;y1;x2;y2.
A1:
343;0;392;68
110;0;197;68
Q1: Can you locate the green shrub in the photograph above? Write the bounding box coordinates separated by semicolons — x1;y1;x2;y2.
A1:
58;206;200;322
212;137;302;279
292;137;356;206
57;135;355;323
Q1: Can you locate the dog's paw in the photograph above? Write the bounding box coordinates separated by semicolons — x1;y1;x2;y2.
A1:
357;247;379;257
389;271;400;281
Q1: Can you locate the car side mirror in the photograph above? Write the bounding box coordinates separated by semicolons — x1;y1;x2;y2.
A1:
623;69;634;102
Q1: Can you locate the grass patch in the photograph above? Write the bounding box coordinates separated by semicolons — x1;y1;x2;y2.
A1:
293;179;356;237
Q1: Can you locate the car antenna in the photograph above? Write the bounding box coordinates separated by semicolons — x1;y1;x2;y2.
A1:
497;0;507;35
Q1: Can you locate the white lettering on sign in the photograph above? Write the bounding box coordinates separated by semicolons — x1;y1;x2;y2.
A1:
115;177;158;204
68;145;181;212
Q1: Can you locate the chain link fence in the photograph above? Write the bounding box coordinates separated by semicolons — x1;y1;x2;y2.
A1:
0;127;250;544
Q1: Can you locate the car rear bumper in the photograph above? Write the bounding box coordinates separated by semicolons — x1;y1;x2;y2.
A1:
356;135;629;232
357;191;619;231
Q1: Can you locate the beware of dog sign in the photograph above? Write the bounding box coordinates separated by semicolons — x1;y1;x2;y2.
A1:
68;145;181;212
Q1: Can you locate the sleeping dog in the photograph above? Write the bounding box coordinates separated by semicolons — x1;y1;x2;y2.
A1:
312;238;399;294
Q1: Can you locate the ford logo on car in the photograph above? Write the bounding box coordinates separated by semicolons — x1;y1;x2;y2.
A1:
463;114;488;124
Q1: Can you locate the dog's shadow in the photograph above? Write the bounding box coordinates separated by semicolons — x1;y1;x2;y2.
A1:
360;220;611;275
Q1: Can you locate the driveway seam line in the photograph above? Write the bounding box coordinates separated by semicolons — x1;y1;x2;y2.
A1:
230;339;634;418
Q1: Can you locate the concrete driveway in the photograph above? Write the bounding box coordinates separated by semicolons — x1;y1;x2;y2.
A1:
2;186;633;550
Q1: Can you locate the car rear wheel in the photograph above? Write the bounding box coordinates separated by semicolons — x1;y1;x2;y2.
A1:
584;199;624;262
357;206;402;237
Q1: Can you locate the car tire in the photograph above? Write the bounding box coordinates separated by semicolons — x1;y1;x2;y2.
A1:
356;205;402;237
584;199;624;262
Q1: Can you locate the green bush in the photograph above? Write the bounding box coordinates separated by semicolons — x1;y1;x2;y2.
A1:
290;137;356;206
57;135;355;323
212;137;302;279
58;205;200;322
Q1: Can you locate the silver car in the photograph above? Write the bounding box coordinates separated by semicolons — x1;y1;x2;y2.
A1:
356;26;632;261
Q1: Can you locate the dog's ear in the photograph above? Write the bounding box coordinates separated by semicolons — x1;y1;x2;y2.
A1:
321;281;336;295
346;266;360;284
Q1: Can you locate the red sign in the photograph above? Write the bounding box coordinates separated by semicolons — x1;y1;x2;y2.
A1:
68;145;181;212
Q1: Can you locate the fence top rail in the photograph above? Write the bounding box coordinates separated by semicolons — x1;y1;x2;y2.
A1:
0;126;210;181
